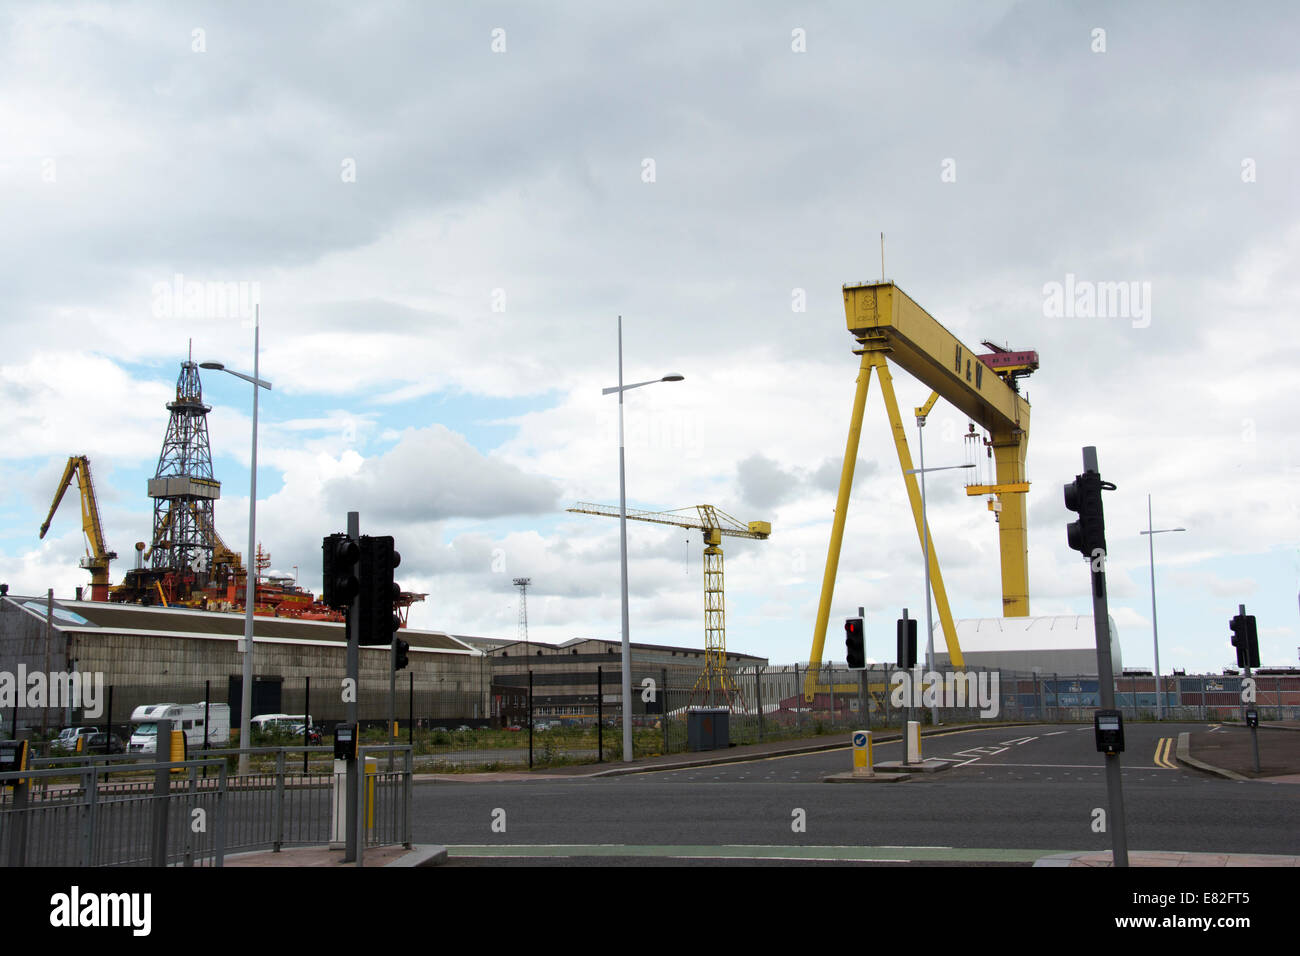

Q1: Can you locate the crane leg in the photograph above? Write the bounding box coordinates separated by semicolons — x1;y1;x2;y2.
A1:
991;428;1030;616
806;351;874;702
873;354;964;667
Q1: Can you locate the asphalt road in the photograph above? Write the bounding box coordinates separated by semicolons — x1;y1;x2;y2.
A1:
412;722;1299;864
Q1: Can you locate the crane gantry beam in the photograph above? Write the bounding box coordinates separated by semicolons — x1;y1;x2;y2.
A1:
806;281;1034;701
568;502;771;709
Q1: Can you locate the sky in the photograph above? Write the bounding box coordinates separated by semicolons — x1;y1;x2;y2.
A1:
2;1;1298;675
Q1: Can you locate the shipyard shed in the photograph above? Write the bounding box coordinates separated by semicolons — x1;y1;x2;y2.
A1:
932;615;1122;676
0;594;489;734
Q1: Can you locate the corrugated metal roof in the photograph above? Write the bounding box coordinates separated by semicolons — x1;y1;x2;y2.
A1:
24;599;474;653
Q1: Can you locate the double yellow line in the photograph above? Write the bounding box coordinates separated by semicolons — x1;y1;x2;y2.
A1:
1153;737;1178;769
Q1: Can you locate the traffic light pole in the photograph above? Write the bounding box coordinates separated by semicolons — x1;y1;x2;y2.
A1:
901;607;911;767
344;511;360;865
1239;604;1261;773
1080;447;1128;868
389;638;397;772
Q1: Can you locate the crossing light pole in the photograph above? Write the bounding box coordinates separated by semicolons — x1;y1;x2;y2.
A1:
1065;446;1127;867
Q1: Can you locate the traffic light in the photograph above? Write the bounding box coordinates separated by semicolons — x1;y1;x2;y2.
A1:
1064;471;1107;560
1229;613;1260;668
321;533;360;610
394;638;410;671
358;535;401;645
845;618;865;669
896;617;917;668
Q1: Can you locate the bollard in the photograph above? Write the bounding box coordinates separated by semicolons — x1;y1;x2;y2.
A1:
907;720;921;763
851;730;874;777
329;758;347;849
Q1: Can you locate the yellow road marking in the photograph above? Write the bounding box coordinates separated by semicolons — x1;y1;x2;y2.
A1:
1153;737;1178;769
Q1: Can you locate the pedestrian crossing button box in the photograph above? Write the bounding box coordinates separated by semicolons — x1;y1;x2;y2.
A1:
334;724;356;761
1245;710;1259;728
0;739;28;773
1093;709;1124;754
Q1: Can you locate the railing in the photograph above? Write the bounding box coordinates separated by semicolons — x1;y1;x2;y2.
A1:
0;745;413;866
0;757;228;867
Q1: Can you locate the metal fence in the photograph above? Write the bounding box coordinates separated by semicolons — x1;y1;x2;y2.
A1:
8;665;1295;776
0;745;413;866
0;756;228;867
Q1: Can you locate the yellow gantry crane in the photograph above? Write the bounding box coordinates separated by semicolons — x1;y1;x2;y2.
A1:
805;281;1036;701
39;455;118;602
568;502;771;709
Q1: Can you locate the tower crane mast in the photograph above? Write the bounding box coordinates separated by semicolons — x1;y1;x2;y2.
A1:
568;502;771;709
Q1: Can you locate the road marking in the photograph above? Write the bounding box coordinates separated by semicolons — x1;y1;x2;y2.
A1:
1044;731;1067;736
1153;737;1178;769
999;736;1036;746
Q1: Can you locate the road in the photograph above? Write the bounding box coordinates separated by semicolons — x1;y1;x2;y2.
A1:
411;722;1299;864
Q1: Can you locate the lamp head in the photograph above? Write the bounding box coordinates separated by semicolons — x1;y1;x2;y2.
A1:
661;374;685;382
199;362;225;371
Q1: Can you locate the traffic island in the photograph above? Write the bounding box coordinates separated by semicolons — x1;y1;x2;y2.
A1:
872;758;954;774
823;771;911;783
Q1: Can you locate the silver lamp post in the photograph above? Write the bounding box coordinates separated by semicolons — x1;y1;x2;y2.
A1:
906;428;974;726
200;306;272;777
1140;494;1185;720
601;315;683;762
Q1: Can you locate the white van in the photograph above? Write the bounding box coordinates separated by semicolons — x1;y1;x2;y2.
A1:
129;703;230;754
251;713;314;734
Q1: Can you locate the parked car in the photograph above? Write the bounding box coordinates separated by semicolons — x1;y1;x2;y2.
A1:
53;726;99;751
81;732;125;754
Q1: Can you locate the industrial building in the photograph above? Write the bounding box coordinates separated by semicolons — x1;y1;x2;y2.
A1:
486;637;768;724
0;593;488;736
931;615;1122;675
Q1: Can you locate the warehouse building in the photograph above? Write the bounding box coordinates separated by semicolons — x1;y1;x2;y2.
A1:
932;615;1122;675
0;592;488;736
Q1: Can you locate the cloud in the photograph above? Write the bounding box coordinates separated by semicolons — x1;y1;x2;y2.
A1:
324;425;558;523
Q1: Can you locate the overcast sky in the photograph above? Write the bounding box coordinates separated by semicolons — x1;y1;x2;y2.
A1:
2;1;1297;674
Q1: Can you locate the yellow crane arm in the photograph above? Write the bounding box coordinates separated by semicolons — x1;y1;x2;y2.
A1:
567;502;771;539
78;457;113;562
39;457;80;539
39;455;113;560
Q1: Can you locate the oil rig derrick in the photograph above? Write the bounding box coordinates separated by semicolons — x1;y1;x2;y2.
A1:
148;357;222;590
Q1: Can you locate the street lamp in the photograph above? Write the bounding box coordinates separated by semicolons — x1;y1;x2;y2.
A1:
906;414;975;726
602;314;683;763
200;305;272;777
1140;494;1185;720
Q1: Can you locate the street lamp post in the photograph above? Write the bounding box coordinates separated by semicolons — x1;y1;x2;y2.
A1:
602;315;683;763
906;430;974;726
200;305;272;777
1140;494;1185;720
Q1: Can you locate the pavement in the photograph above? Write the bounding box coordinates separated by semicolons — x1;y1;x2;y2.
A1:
225;720;1300;868
223;844;446;867
1177;720;1300;783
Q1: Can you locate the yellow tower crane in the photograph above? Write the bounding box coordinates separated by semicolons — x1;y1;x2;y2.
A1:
39;455;118;602
567;502;772;709
805;281;1036;701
